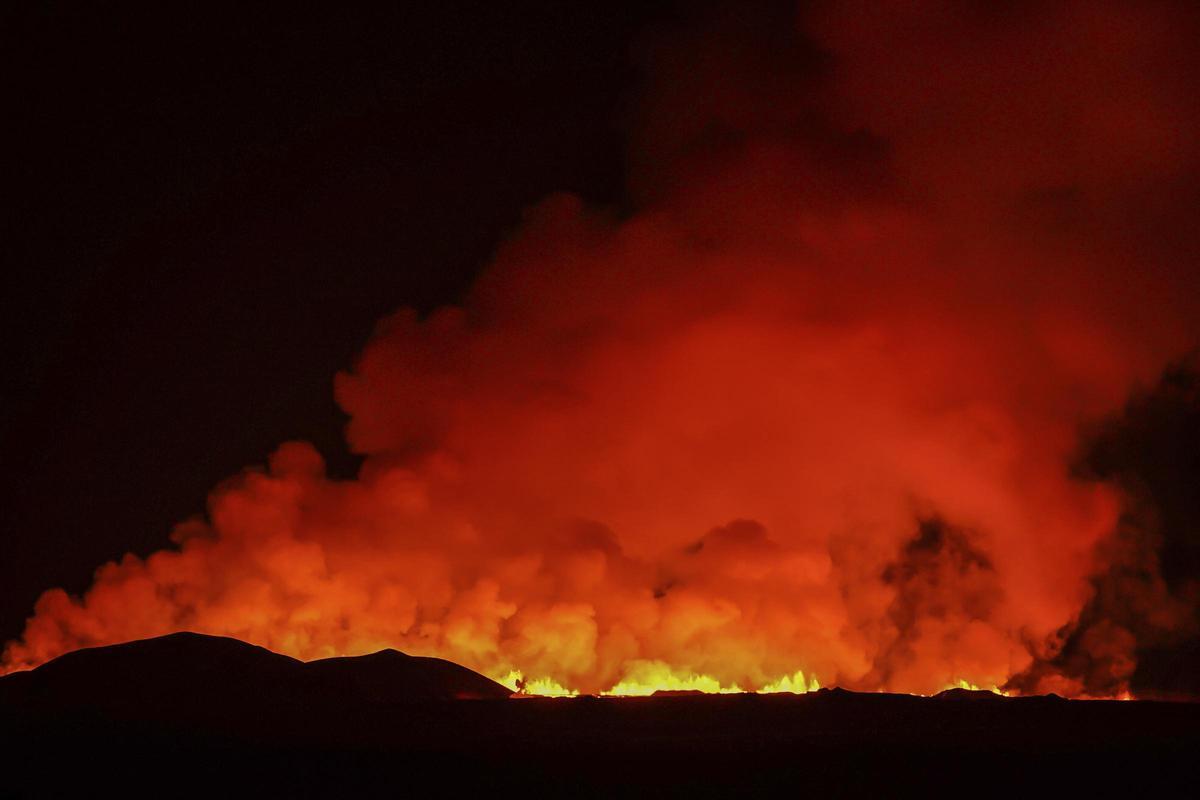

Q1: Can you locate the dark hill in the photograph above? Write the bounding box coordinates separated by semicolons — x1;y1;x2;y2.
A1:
305;648;510;701
0;631;509;726
0;632;304;721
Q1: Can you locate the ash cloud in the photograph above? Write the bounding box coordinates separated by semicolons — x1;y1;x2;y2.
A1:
862;518;1005;692
1011;359;1200;698
5;2;1200;696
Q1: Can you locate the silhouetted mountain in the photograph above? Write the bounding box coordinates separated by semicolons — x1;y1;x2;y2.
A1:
0;632;302;722
0;631;508;727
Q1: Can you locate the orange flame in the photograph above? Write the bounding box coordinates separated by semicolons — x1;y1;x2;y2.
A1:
499;661;821;697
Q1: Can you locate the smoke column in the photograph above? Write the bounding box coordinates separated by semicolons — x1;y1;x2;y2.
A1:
7;1;1200;697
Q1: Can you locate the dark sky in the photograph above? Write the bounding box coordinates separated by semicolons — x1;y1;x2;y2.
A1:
2;2;684;645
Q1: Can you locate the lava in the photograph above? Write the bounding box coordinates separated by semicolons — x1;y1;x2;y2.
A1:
500;663;821;697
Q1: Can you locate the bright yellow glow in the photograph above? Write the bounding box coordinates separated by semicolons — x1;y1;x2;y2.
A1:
602;661;744;696
758;669;821;694
494;669;522;692
494;670;579;697
524;677;578;697
495;663;824;697
944;678;1009;696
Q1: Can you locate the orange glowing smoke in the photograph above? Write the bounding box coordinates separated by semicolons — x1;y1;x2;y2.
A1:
5;1;1200;698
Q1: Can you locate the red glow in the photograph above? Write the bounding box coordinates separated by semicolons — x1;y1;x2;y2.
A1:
6;1;1200;699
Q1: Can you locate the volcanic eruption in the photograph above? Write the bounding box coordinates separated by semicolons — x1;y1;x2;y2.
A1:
5;1;1200;702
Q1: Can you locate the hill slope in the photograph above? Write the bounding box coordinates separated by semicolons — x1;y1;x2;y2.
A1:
0;631;510;723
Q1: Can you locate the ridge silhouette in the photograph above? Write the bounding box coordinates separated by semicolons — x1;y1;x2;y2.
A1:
0;631;510;728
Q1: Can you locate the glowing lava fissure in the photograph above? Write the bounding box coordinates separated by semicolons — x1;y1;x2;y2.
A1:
497;663;822;698
497;670;1024;699
6;2;1200;701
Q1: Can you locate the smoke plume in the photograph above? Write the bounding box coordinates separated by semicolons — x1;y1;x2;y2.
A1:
6;1;1200;697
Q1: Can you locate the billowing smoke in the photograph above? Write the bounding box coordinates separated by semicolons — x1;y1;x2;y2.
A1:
1010;359;1200;698
6;1;1200;697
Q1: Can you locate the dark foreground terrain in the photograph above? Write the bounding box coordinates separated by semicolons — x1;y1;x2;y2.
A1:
1;634;1197;797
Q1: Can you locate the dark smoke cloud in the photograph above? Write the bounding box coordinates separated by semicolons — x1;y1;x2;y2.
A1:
1012;359;1200;698
863;519;1004;691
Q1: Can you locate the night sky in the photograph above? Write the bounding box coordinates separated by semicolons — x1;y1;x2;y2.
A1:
3;2;681;645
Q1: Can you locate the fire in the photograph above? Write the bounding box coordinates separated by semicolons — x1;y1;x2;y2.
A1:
497;671;579;698
759;670;822;695
943;679;1010;697
4;2;1200;701
501;661;821;697
600;662;746;696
